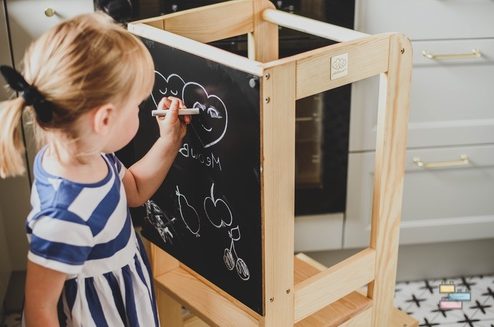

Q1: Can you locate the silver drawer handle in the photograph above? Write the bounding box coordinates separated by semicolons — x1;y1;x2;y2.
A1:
422;49;481;61
413;154;470;169
44;8;56;17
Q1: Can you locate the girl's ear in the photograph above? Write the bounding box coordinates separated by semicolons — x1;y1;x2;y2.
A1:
92;103;115;135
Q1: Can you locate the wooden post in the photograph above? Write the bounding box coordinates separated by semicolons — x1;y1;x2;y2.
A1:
367;33;413;326
252;0;278;62
150;243;183;326
261;62;296;326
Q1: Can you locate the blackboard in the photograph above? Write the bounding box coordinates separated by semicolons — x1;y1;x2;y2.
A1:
133;37;263;314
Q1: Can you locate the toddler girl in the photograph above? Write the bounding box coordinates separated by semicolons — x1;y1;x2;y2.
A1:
0;12;190;326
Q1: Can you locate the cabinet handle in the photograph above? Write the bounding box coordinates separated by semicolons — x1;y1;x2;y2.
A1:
413;154;470;169
422;49;481;61
44;8;56;17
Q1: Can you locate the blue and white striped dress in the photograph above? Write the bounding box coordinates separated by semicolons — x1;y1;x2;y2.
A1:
25;147;159;326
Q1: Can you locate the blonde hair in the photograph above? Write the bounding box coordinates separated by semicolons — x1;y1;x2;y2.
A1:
0;12;154;178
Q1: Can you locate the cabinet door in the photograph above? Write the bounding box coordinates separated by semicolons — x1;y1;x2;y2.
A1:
0;0;32;271
2;0;93;270
6;0;93;179
350;38;494;152
0;0;12;101
7;1;94;66
345;144;494;248
0;0;13;306
355;0;494;40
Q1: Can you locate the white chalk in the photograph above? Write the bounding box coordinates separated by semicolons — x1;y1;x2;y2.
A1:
151;108;200;117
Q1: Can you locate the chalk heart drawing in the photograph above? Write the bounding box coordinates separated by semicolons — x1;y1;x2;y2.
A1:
151;72;185;109
203;183;233;229
182;82;228;148
176;185;201;237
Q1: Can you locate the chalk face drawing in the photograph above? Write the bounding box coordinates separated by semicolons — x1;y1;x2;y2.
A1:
144;200;175;244
175;185;201;237
182;82;228;148
204;183;233;228
150;72;185;109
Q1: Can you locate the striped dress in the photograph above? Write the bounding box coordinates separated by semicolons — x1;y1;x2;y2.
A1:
25;147;159;326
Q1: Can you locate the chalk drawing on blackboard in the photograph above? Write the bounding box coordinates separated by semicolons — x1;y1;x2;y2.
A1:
144;200;175;244
176;185;201;237
223;226;250;281
203;182;233;229
182;82;228;149
151;72;186;109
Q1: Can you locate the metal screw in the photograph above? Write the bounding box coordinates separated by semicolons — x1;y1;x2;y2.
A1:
401;48;405;54
264;73;271;80
264;97;270;104
269;297;274;302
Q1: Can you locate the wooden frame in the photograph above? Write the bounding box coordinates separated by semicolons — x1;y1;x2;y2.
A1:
128;0;416;325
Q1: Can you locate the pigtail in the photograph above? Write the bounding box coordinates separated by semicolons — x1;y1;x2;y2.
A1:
0;97;27;178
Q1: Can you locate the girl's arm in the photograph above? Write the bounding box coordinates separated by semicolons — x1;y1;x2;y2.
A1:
123;97;190;207
24;260;66;327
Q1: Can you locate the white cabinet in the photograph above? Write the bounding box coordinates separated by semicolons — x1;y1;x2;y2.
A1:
1;0;31;273
6;1;94;174
6;0;94;66
346;145;494;248
0;1;94;272
0;0;13;310
350;38;494;151
295;213;344;252
355;0;494;40
346;0;494;248
0;0;11;100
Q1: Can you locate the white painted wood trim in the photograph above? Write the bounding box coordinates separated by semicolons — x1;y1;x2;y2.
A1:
128;23;264;76
262;8;368;42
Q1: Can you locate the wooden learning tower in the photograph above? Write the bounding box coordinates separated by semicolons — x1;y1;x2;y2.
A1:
129;0;417;326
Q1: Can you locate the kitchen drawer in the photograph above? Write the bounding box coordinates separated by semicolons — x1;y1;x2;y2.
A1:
355;0;494;40
345;144;494;248
7;0;93;65
350;38;494;151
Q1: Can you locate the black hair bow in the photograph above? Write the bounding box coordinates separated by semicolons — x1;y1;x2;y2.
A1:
0;65;53;123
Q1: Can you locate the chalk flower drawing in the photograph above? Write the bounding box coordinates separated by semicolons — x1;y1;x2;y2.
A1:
176;185;201;237
224;226;250;281
203;182;233;228
144;200;175;244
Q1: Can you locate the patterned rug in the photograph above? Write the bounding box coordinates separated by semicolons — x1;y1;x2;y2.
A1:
395;275;494;326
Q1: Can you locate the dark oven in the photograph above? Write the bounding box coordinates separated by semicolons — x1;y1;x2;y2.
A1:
97;0;354;219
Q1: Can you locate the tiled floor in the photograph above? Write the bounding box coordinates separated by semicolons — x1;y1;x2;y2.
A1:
3;274;494;326
395;275;494;327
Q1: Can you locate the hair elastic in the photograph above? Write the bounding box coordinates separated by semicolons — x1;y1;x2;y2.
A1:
0;65;53;122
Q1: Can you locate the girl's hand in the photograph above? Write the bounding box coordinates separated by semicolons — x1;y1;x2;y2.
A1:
156;96;191;147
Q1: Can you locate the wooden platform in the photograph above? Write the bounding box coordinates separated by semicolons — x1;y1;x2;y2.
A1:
153;253;418;326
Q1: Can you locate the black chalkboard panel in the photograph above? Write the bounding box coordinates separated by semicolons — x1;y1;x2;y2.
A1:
134;37;263;314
